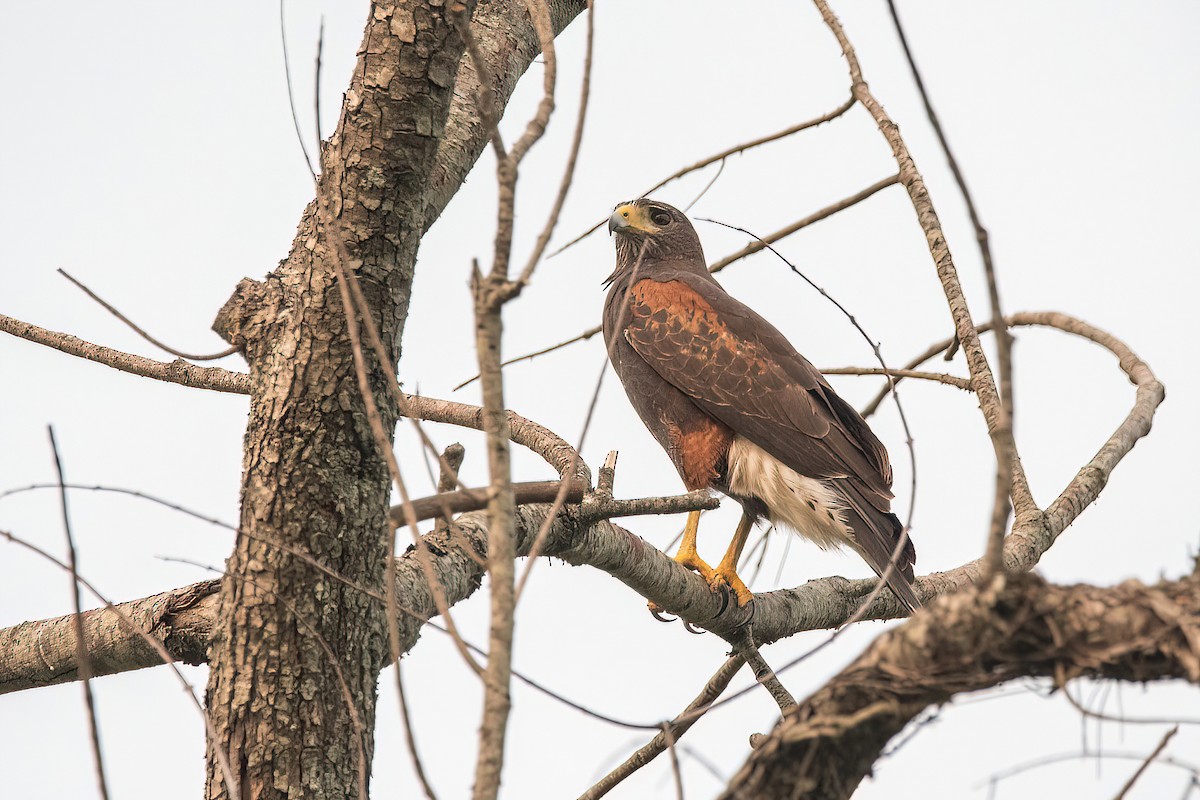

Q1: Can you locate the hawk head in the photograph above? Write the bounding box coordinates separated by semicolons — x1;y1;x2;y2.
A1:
608;199;704;267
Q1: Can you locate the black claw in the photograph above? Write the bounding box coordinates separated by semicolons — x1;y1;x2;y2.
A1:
683;620;705;635
743;597;757;624
650;608;677;624
714;583;731;617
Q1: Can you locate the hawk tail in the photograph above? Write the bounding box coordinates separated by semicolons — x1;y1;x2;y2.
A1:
835;482;920;614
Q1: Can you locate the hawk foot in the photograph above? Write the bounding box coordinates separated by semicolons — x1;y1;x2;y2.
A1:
708;568;754;608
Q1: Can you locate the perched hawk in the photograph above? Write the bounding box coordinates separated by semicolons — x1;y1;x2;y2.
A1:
603;199;919;613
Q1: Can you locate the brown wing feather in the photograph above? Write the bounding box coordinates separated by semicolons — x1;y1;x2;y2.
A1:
624;275;894;508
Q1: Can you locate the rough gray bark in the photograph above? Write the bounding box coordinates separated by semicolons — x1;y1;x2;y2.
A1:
721;572;1200;799
198;2;584;797
202;1;471;793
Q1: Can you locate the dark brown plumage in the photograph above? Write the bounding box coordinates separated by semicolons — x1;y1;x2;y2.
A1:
603;199;918;613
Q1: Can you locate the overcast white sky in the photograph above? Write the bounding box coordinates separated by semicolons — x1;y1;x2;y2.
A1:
2;2;1199;798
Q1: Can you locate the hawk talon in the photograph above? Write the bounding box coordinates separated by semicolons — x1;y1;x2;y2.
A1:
713;582;731;617
682;620;705;635
647;601;676;624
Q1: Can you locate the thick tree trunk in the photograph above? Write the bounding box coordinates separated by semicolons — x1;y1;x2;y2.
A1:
203;4;471;797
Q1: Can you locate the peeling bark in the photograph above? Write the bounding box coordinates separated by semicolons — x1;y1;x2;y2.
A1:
0;581;218;694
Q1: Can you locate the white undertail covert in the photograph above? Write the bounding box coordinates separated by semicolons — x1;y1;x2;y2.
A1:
726;436;856;550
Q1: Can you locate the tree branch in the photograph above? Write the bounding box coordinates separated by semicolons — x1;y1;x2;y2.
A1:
720;572;1200;799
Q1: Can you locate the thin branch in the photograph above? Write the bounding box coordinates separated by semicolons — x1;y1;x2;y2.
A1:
733;630;796;713
395;661;439;800
48;428;111;800
278;0;317;180
1114;727;1178;800
0;483;238;531
314;15;324;161
980;750;1200;793
663;722;685;800
0;313;250;393
58;270;240;361
517;0;594;286
885;0;1017;553
707;174;900;274
811;0;1036;580
389;480;586;526
550;94;858;258
1060;679;1200;727
578;656;746;800
820;366;971;391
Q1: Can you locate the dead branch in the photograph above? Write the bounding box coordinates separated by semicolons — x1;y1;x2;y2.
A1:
720;573;1200;799
0;314;249;393
550;94;858;259
884;0;1017;553
48;429;111;800
707;174;900;274
58;269;240;362
811;0;1036;576
578;656;746;800
821;366;971;391
1113;726;1178;800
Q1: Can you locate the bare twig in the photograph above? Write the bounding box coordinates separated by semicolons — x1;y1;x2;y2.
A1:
664;722;685;800
517;0;594;286
396;661;439;800
48;428;111;800
0;313;249;393
732;630;796;713
578;656;746;800
1114;726;1178;799
278;0;317;180
550;94;858;258
328;240;483;677
810;0;1036;582
707;174;900;274
314;15;324;159
389;480;586;526
821;366;971;391
0;482;237;531
979;750;1200;793
885;0;1016;550
58;270;240;361
0;529;239;795
1060;678;1200;727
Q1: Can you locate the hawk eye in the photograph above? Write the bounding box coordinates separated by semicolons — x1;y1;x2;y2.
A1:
650;209;672;226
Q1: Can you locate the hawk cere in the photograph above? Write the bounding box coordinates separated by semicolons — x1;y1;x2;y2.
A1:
603;199;919;613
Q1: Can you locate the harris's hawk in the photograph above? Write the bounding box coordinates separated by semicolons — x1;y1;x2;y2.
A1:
603;199;919;613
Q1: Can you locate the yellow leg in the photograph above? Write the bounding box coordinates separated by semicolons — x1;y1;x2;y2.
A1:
648;510;718;620
710;513;755;607
672;509;717;581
